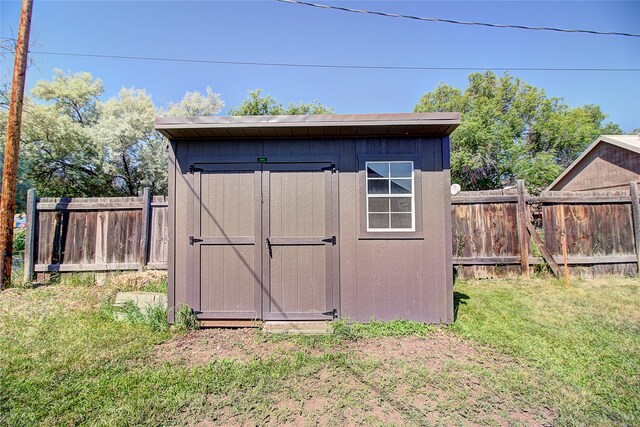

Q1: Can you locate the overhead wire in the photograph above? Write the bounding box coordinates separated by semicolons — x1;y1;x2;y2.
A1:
26;50;640;72
276;0;640;38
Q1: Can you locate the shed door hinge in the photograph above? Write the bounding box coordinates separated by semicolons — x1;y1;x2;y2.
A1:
322;308;338;319
189;165;202;174
321;164;336;173
321;236;336;246
189;236;203;245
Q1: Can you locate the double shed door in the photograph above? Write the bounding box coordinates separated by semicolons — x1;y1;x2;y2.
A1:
190;162;338;320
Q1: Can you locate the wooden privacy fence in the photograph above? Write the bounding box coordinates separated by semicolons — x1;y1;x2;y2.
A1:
23;180;640;281
23;188;168;282
452;180;640;278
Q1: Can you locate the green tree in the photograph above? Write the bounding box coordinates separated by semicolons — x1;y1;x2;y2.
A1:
9;71;226;198
21;70;110;197
31;69;103;125
94;88;158;196
161;86;224;117
415;71;623;192
229;89;333;116
153;86;226;195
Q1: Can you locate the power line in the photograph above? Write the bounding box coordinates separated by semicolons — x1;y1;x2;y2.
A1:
28;50;640;72
277;0;640;38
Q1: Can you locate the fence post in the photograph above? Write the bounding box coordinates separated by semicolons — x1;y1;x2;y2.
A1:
516;180;530;278
630;181;640;275
23;188;36;283
139;187;151;272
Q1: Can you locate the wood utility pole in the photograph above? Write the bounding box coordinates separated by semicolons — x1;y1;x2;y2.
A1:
0;0;34;289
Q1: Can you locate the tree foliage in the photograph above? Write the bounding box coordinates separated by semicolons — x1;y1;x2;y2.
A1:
414;71;623;192
3;74;335;204
161;86;224;117
31;69;103;125
94;88;158;195
7;70;225;198
1;68;628;205
21;71;109;197
229;89;333;116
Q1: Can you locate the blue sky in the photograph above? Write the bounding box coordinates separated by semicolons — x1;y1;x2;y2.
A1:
1;0;639;130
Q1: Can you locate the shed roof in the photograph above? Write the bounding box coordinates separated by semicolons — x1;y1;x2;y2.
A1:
546;134;640;191
155;112;460;140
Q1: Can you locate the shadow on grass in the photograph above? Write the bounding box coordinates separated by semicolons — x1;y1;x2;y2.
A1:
453;292;469;323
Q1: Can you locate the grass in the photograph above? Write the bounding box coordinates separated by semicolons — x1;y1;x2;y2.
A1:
452;276;640;426
262;318;434;350
1;274;638;425
334;318;435;339
101;299;171;332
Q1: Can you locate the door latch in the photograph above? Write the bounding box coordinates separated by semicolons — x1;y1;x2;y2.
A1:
188;236;203;245
322;308;338;319
321;236;336;246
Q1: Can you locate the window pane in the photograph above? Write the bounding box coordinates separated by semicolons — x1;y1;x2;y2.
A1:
390;162;412;177
390;197;412;212
391;179;412;194
368;197;389;213
367;162;389;178
391;213;412;229
369;213;390;229
368;179;389;194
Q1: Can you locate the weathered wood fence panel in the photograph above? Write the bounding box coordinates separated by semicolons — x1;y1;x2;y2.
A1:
25;190;168;281
23;181;640;281
452;189;522;278
540;190;636;277
453;184;639;278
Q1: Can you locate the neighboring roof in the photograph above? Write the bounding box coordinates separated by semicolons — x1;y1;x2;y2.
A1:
155;112;460;140
546;134;640;191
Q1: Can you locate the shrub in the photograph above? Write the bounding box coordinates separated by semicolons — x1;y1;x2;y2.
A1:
12;228;25;252
331;318;359;341
174;304;198;332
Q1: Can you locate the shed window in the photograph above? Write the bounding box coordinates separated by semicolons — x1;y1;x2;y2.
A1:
366;161;415;231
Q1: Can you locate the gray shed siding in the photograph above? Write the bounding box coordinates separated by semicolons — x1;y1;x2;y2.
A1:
168;136;453;323
549;142;640;192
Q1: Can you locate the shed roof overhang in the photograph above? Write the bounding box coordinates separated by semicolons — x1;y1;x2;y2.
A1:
155;112;460;140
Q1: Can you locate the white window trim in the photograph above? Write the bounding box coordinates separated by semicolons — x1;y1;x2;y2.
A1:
365;161;415;232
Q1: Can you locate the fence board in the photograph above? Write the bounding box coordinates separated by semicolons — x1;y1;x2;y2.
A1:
149;203;169;265
630;182;640;269
23;189;36;282
34;263;139;272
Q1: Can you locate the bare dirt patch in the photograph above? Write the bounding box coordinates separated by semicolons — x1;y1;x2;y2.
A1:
156;328;555;426
151;327;509;370
343;329;517;368
152;328;303;365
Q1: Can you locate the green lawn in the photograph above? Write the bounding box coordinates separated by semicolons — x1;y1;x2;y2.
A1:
1;274;638;426
452;276;640;426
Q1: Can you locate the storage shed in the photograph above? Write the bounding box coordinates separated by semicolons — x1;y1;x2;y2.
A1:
155;112;460;324
547;135;640;192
